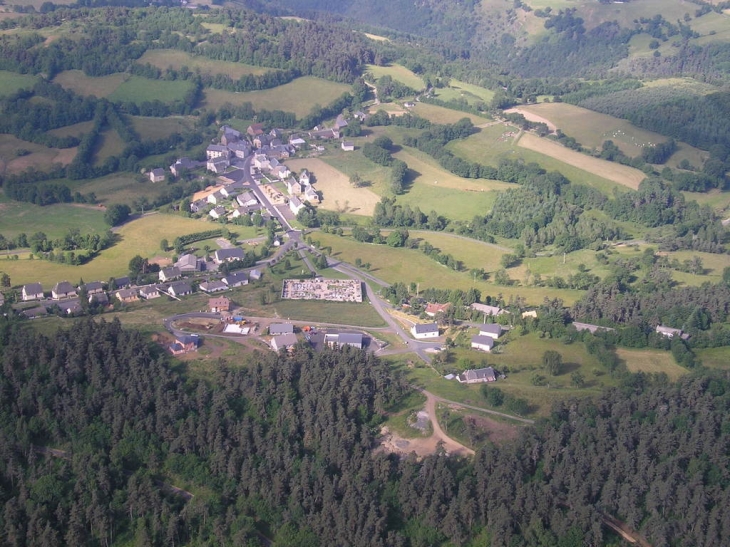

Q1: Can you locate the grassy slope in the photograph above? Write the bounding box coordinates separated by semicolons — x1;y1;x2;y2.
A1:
108;76;194;104
201;77;351;117
0;197;107;240
0;71;39;96
365;63;425;89
136;49;274;78
53;70;127;98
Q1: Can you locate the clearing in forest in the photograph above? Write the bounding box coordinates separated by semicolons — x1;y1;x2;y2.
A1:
617;348;688;381
136;49;273;79
53;70;127;98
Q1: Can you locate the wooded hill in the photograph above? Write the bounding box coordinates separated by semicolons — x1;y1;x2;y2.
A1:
1;317;729;546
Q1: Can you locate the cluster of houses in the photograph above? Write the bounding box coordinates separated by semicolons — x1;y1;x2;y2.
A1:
268;322;365;352
470;323;503;353
17;263;262;318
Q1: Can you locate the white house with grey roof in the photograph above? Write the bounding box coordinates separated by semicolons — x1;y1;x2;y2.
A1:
271;332;298;351
52;281;77;300
457;367;497;384
22;283;44;301
470;335;494;353
478;324;502;340
269;323;294;336
411;322;439;339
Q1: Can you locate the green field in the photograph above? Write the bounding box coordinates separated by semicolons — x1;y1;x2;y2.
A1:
0;214;245;288
410;102;492;125
53;70;127;98
0;198;107;240
67;173;171;206
202;77;351;117
448;123;630;195
365;63;425;90
131;116;193;140
47;121;95;139
271;300;386;328
136;49;274;79
313;231;584;306
616;348;688;380
92;128;126;164
108;76;194;104
0;70;39;96
432;79;495;106
0;134;74;174
696;347;730;370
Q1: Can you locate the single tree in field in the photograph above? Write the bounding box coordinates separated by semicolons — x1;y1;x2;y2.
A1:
0;272;10;288
543;350;563;376
160;239;169;252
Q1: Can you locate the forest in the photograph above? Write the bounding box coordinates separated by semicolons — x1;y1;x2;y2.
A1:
0;318;729;546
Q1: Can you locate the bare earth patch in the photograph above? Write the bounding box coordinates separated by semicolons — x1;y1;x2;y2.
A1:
518;133;646;190
462;413;520;444
285;158;381;216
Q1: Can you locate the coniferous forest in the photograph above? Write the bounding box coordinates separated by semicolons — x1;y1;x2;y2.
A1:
1;318;729;546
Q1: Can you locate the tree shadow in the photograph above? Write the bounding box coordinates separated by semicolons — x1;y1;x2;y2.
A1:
401;167;421;193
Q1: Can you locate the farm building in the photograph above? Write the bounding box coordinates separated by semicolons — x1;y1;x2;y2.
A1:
175;254;201;273
149;168;166;182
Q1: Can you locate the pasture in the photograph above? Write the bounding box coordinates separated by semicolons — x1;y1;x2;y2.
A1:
514;102;668;157
130;116;193;140
0;214;222;288
312;231;584;306
0;198;107;240
410;102;492;125
616;348;688;381
68;173;177;206
0;70;39;96
365;64;425;90
47;121;95;139
108;76;194;104
284;158;381;216
432;79;495;106
695;347;730;370
53;70;126;98
92;128;126;164
0;134;74;174
448;123;631;195
201;77;350;117
136;49;273;78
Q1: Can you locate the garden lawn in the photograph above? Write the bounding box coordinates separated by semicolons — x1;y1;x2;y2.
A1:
201;77;350;117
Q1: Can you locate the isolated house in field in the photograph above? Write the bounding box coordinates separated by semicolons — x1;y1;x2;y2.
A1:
208;296;231;313
22;283;44;301
214;248;245;264
478;324;502;340
159;267;181;283
470;335;494;353
222;271;248;287
457;367;497;384
199;280;227;293
341;141;355;151
168;281;193;298
271;332;298;351
52;281;77;300
269;323;294;336
149;168;166;182
170;334;199;355
138;286;160;299
115;288;139;303
411;322;439;339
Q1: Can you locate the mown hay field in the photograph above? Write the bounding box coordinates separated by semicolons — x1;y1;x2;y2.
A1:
108;76;194;104
53;70;127;98
0;134;74;174
130;116;193;140
365;63;425;90
617;348;688;381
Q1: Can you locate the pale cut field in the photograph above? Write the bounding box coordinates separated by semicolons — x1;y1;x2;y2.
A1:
436;79;495;104
53;70;126;98
0;214;245;288
136;49;273;78
202;77;350;117
617;348;688;381
518;133;646;189
284;158;381;216
515;102;669;156
365;64;425;90
363;33;390;42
